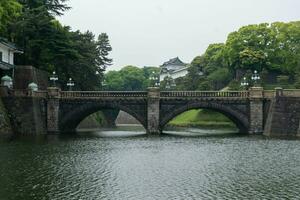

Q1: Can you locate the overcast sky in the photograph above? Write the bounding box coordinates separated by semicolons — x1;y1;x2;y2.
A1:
59;0;300;70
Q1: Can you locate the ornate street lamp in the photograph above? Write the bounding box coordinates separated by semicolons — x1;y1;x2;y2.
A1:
164;75;176;90
251;70;260;85
28;82;38;91
50;71;58;87
1;75;13;88
241;77;249;89
67;78;75;91
149;71;160;87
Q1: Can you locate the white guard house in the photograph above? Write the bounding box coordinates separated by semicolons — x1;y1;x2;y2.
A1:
0;37;23;74
159;57;189;81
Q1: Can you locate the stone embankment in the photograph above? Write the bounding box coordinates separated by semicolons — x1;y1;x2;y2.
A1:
0;99;12;135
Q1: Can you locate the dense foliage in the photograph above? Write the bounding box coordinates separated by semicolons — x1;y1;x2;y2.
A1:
104;66;159;91
104;21;300;91
177;21;300;90
0;0;22;34
0;0;112;90
1;1;299;91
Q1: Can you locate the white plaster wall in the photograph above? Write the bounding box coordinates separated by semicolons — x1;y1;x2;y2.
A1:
172;69;188;79
160;68;188;81
0;45;9;63
9;51;14;64
165;65;183;71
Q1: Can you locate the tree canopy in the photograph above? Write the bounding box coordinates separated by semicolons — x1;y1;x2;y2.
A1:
0;0;112;90
177;21;300;90
104;66;159;91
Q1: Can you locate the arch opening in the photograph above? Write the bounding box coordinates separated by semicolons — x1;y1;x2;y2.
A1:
161;104;249;136
60;104;147;136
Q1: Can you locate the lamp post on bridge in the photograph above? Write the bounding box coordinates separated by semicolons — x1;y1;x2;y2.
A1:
47;72;61;133
50;71;58;87
67;78;75;91
251;70;261;86
149;71;160;88
165;75;176;90
241;77;249;90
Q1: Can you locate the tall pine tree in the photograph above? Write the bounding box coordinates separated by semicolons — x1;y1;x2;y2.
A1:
96;33;112;74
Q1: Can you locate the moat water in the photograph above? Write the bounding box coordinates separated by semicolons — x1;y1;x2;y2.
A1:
0;127;300;200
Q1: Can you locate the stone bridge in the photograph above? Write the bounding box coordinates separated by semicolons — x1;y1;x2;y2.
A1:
1;87;300;136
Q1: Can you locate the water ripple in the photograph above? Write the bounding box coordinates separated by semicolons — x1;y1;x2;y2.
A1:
0;131;300;200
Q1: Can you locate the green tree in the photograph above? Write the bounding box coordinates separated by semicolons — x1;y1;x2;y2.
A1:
184;56;204;90
0;0;22;35
96;33;113;74
2;0;112;90
18;0;70;16
202;43;226;74
207;68;231;89
104;71;124;91
224;22;300;74
142;66;160;87
224;23;274;72
105;66;159;91
119;66;147;90
180;43;232;91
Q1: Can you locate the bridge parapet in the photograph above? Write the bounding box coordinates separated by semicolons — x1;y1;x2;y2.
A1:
282;89;300;97
1;89;48;98
3;88;300;100
160;91;249;98
60;91;148;99
263;89;300;98
263;90;275;99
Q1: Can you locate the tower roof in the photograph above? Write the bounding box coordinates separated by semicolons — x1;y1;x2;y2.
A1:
161;57;186;67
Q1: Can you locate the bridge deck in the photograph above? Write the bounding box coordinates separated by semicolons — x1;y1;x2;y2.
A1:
3;89;300;99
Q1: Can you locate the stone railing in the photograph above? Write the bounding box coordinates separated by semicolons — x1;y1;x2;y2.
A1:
9;90;48;98
32;91;48;98
11;89;29;97
4;88;300;99
282;89;300;97
263;90;275;99
160;91;249;98
60;91;148;98
263;89;300;98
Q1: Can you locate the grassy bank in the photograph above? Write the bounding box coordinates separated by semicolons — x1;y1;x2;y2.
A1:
167;109;236;129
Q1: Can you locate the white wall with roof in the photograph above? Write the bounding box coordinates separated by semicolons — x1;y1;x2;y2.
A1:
160;67;189;81
0;44;14;65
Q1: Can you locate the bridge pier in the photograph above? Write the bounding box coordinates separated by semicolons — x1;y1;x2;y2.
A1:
147;87;161;135
249;87;264;134
47;87;60;134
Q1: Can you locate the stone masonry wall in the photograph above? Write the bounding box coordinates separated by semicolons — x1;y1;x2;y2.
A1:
264;97;300;136
13;66;49;90
2;97;47;135
0;98;13;135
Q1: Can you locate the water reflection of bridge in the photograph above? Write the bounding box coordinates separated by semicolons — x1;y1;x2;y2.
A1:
2;87;300;136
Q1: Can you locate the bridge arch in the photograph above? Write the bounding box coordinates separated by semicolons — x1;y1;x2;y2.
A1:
160;102;249;133
59;102;147;133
